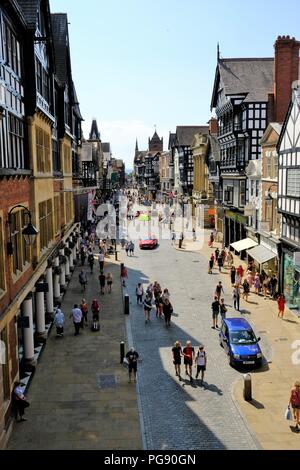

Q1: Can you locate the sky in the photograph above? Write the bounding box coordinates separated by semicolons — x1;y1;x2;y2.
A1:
51;0;300;169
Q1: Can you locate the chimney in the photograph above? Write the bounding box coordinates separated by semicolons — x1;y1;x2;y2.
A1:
208;117;218;135
274;35;300;123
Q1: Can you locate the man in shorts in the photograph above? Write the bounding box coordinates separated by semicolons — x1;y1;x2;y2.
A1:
195;345;207;385
211;296;220;329
183;340;195;382
126;347;139;383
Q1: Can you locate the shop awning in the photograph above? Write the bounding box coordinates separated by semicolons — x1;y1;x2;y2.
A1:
230;238;258;252
246;245;277;265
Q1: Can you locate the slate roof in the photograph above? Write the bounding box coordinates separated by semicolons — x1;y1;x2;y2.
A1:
211;58;274;108
89;120;100;140
51;13;69;84
176;126;209;147
17;0;39;29
168;132;176;149
72;82;84;120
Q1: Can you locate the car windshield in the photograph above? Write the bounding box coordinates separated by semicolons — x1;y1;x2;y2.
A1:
229;329;257;345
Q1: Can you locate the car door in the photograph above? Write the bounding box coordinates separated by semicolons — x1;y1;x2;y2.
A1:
223;324;230;354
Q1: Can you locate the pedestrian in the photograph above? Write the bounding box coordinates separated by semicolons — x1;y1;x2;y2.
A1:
217;254;223;273
146;283;153;298
129;241;135;256
70;304;83;336
88;252;94;273
242;279;250;301
54;304;65;337
80;246;86;266
99;271;106;295
237;265;244;280
254;272;261;294
171;231;176;245
220;298;227;322
162;288;170;303
289;381;300;431
269;275;278;298
247;269;254;289
98;251;105;272
209;232;214;248
215;281;224;301
263;276;270;299
215;248;220;263
163;298;173;327
192;228;196;242
277;294;286;318
233;284;241;311
183;341;195;382
126;347;139;383
211;296;220;329
106;272;113;293
80;298;88;325
121;265;128;287
136;283;144;304
13;382;30;422
208;258;213;274
79;270;87;293
91;299;100;331
195;345;207;385
125;243;129;256
172;341;183;380
230;266;236;286
227;251;233;268
221;248;226;266
143;293;152;324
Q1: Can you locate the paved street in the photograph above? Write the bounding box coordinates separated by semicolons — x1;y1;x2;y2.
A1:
123;235;259;450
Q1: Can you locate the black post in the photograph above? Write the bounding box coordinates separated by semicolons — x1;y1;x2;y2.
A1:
124;294;130;315
121;263;124;275
120;341;125;364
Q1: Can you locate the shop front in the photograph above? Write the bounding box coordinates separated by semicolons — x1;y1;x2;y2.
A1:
224;210;248;248
246;236;281;278
282;250;300;315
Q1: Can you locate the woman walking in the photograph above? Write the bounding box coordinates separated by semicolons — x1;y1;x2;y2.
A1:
13;382;30;422
227;251;233;268
233;284;241;311
277;294;286;318
106;272;113;293
289;381;300;431
172;341;183;381
91;299;100;331
195;345;207;385
80;299;89;326
143;293;152;324
163;298;173;327
254;272;260;294
230;266;236;286
242;279;250;301
220;298;227;322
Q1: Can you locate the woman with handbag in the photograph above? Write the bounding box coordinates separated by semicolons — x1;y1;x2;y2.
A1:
13;382;30;422
289;381;300;431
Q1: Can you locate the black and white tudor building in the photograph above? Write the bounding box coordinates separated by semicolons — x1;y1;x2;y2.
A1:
278;87;300;313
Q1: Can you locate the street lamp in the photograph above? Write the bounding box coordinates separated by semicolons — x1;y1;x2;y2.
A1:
7;205;38;255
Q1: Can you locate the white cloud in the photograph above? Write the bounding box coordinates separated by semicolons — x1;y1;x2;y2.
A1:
82;119;169;170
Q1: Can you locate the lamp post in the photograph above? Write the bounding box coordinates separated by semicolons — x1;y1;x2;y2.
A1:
7;205;38;255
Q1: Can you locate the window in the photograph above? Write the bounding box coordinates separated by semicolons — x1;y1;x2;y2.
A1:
10;209;30;276
240;181;246;206
4;22;21;76
39;200;53;251
287;169;300;197
272;155;278;180
64;145;71;174
224;186;233;205
9;114;24;169
54;196;60;234
36;127;51;173
52;139;60;173
265;154;271;178
0;217;5;292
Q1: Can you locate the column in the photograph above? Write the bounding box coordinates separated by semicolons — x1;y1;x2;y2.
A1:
46;264;54;322
53;256;61;302
59;249;66;292
35;283;47;343
22;294;36;370
65;251;70;279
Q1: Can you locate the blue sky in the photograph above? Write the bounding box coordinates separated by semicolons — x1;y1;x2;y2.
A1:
51;0;300;169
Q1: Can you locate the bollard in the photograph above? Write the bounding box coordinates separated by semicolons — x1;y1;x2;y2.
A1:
178;239;182;249
124;294;130;315
120;263;124;275
115;251;118;261
243;373;252;401
120;341;125;364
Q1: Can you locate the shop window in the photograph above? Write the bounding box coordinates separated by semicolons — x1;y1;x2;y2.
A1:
11;209;30;276
287;169;300;197
36;127;51;173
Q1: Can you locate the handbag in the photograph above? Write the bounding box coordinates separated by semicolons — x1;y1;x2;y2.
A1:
285;406;292;420
123;357;129;368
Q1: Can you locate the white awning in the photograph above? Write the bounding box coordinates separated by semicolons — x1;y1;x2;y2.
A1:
230;238;258;252
246;245;277;265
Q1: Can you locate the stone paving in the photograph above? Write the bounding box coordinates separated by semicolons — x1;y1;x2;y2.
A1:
8;256;142;450
123;239;259;450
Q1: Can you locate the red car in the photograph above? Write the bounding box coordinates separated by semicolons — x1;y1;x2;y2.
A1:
139;237;158;250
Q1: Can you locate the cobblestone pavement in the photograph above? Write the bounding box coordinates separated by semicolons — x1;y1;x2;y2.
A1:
123;240;259;450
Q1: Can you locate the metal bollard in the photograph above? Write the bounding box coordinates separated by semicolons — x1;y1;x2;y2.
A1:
243;373;252;401
124;294;130;315
120;341;125;364
179;239;182;249
115;251;118;261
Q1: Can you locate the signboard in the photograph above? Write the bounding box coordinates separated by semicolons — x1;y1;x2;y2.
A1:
208;209;216;216
244;204;254;217
81;143;93;162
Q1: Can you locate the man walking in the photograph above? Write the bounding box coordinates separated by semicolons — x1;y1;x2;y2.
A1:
54;304;65;337
79;270;87;293
215;281;224;301
171;231;176;245
183;340;195;382
136;283;144;305
99;271;106;295
98;251;105;272
195;345;207;385
211;296;220;329
233;284;241;311
70;304;83;336
126;347;139;383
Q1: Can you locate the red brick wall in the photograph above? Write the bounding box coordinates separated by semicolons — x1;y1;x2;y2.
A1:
0;177;33;315
274;35;300;123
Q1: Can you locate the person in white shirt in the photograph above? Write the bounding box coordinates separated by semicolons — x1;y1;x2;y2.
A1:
70;305;83;336
195;345;207;385
98;251;105;271
136;283;144;305
54;305;65;337
13;381;30;422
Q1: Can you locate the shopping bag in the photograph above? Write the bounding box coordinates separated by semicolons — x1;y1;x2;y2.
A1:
285;406;292;420
123;357;129;368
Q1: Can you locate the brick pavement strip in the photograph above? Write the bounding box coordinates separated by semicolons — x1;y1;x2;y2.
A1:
7;257;142;450
123;242;258;450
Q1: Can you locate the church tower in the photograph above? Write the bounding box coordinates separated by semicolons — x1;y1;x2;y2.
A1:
148;130;163;152
89;119;100;141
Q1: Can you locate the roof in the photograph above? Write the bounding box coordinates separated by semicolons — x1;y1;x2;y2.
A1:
72;82;84;120
211;58;274;109
225;318;252;331
260;122;282;145
102;143;111;153
17;0;39;29
51;13;69;84
176;126;208;147
168;132;176;149
89;120;100;140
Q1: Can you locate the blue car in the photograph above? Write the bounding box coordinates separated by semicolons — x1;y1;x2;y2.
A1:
219;318;263;367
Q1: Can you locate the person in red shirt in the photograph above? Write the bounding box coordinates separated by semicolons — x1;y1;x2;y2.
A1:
289;381;300;431
182;341;195;382
277;294;286;318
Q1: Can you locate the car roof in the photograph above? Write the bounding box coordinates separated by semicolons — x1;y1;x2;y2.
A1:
224;318;253;331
